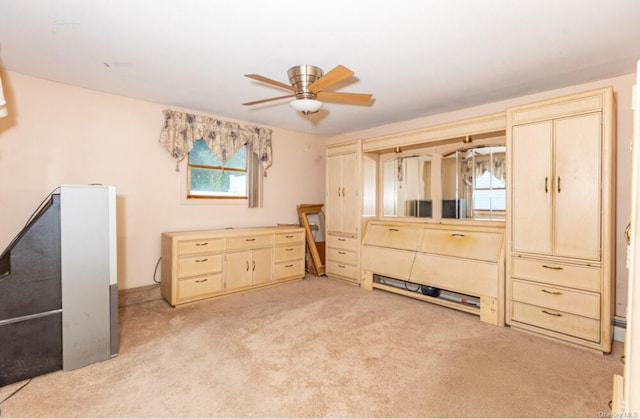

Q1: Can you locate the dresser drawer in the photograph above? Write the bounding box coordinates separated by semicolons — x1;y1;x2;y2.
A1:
512;258;600;292
327;235;359;251
274;259;305;280
326;260;358;280
177;273;223;301
226;234;273;250
512;301;600;342
177;238;224;255
363;224;422;251
177;254;223;278
275;231;304;245
410;254;499;298
420;228;503;262
274;244;305;262
326;247;357;264
512;280;600;319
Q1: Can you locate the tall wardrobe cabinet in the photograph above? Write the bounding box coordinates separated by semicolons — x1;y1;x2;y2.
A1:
325;140;362;284
506;87;615;352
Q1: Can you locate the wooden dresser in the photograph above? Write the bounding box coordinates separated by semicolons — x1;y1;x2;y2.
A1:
361;221;506;325
161;226;305;306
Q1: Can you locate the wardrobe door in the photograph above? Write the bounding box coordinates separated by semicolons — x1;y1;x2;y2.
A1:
511;120;553;255
553;113;602;260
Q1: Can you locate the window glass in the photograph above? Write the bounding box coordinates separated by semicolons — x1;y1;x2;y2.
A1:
188;139;247;198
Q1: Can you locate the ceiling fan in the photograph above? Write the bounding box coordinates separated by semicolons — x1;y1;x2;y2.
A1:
242;64;373;115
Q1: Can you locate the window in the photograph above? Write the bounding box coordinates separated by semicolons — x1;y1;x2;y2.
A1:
187;139;247;199
473;170;506;211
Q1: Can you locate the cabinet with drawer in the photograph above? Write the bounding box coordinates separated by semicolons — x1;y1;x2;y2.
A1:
161;226;305;306
326;234;361;284
506;87;615;352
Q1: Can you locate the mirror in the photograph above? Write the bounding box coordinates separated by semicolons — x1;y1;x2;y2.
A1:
442;145;506;220
297;204;326;275
382;155;433;217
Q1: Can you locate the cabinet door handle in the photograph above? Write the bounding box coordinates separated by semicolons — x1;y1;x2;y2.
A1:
541;289;563;295
542;265;563;270
557;176;561;193
246;261;250;271
337;187;342;196
195;242;209;247
195;278;208;283
541;310;563;317
451;233;465;238
252;260;256;271
342;187;346;196
545;177;549;193
195;258;208;263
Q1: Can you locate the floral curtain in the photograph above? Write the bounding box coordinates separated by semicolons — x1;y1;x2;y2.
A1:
461;152;506;186
158;109;272;174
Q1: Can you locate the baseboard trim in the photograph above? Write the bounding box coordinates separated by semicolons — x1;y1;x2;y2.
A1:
118;284;162;307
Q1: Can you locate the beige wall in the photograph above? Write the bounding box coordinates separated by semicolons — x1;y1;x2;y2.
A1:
1;69;635;317
0;71;327;290
329;73;636;318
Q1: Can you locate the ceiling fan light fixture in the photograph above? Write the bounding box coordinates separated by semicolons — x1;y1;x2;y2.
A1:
290;98;323;115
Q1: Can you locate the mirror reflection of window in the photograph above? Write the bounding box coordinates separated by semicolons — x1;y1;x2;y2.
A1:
382;155;432;217
443;145;506;220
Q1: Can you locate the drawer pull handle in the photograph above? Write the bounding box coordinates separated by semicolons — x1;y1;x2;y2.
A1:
541;310;563;317
195;258;208;263
195;242;209;247
338;238;346;241
338;251;346;255
542;265;563;270
338;264;346;268
451;233;465;237
245;238;256;242
388;228;399;232
285;248;294;251
285;235;294;238
195;278;208;283
285;264;293;268
541;289;562;295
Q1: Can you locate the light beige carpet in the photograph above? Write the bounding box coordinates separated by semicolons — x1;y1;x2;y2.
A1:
0;275;624;417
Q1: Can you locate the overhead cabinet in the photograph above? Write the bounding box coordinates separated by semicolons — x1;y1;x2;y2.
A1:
506;87;615;352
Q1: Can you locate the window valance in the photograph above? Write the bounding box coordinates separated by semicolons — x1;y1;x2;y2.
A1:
461;153;506;186
158;109;272;174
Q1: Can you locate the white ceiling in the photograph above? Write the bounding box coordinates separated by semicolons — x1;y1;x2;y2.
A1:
1;0;639;136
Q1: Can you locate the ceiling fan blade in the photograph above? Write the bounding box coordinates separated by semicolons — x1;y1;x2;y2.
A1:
244;74;295;92
242;94;296;106
317;91;373;104
308;64;354;93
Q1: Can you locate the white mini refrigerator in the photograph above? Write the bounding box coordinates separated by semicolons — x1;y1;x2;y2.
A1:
61;184;118;371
